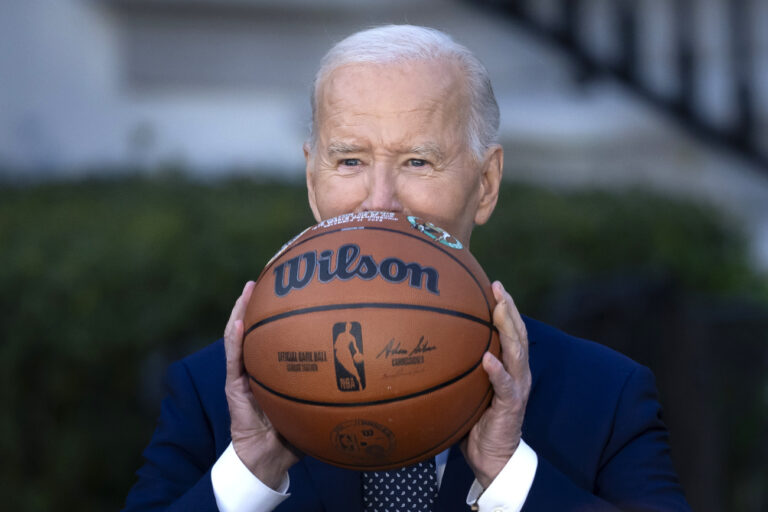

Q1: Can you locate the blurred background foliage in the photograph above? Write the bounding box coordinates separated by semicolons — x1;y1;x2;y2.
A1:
1;176;766;511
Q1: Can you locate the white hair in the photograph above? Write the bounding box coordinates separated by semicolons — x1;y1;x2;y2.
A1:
309;25;500;160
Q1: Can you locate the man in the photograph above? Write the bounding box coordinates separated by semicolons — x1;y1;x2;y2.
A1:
124;25;690;511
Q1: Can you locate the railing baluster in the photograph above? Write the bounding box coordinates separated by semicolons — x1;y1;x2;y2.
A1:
674;0;696;118
618;0;638;81
471;0;766;170
729;0;756;150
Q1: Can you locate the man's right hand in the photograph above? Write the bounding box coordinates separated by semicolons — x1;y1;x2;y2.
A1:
224;281;301;489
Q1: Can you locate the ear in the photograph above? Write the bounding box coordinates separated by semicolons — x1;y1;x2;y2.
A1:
304;142;322;222
474;144;503;226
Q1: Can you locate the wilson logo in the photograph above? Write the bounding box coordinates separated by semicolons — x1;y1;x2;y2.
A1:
273;243;440;297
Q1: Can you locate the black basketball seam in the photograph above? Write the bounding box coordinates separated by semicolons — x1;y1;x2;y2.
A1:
281;383;494;470
244;302;493;338
257;223;492;315
245;303;496;392
252;223;495;383
247;323;492;408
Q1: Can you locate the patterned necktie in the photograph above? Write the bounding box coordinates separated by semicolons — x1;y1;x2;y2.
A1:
362;458;438;511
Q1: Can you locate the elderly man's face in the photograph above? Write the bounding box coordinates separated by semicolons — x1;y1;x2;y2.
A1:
305;59;502;246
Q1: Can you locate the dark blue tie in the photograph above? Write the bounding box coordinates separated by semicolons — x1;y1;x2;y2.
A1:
362;458;438;511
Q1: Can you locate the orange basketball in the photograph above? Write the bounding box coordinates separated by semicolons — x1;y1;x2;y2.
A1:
243;211;500;470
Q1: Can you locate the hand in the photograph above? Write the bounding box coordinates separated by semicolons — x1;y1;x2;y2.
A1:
461;281;532;488
224;281;301;489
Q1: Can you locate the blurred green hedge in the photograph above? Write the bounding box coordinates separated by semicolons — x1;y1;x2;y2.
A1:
0;176;765;511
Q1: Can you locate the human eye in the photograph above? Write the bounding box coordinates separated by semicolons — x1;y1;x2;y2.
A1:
339;158;362;168
404;158;434;173
336;157;366;174
408;158;428;167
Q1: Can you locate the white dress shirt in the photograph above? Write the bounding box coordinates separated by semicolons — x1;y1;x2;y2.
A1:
211;440;538;512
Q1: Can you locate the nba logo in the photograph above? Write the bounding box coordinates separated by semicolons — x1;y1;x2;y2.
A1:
333;322;366;391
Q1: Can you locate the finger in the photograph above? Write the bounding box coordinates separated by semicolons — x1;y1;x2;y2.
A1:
225;281;256;342
491;282;528;372
482;351;516;401
504;291;528;343
491;282;517;339
225;319;246;384
225;281;256;338
491;281;526;334
225;281;256;381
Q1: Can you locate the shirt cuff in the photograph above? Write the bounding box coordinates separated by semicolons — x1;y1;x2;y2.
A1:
211;442;290;512
466;439;538;512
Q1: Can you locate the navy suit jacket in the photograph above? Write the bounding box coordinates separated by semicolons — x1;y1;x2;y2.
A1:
123;317;690;511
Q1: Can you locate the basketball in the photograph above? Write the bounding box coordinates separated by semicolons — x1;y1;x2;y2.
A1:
243;211;500;470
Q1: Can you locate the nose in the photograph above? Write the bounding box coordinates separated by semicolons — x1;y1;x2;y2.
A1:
359;164;403;213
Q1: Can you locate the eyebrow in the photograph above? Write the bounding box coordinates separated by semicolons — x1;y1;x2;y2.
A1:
326;141;366;156
408;143;445;162
325;140;445;162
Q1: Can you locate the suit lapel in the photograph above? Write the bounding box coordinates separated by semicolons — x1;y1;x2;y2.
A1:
303;457;363;511
434;445;475;510
523;316;541;395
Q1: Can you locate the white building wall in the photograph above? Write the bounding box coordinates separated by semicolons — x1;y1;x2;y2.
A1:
2;0;765;176
2;0;768;265
0;0;124;170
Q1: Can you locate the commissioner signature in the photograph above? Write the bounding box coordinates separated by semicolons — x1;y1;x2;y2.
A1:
376;336;436;359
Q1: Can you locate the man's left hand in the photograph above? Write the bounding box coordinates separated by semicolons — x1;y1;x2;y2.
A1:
461;281;532;488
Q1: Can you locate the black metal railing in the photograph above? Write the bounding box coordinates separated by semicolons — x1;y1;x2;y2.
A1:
472;0;767;171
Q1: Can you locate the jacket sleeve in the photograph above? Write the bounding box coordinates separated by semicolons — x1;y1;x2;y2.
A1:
122;359;222;512
523;365;690;512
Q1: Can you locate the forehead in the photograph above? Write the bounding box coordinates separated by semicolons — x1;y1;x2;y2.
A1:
315;59;469;129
